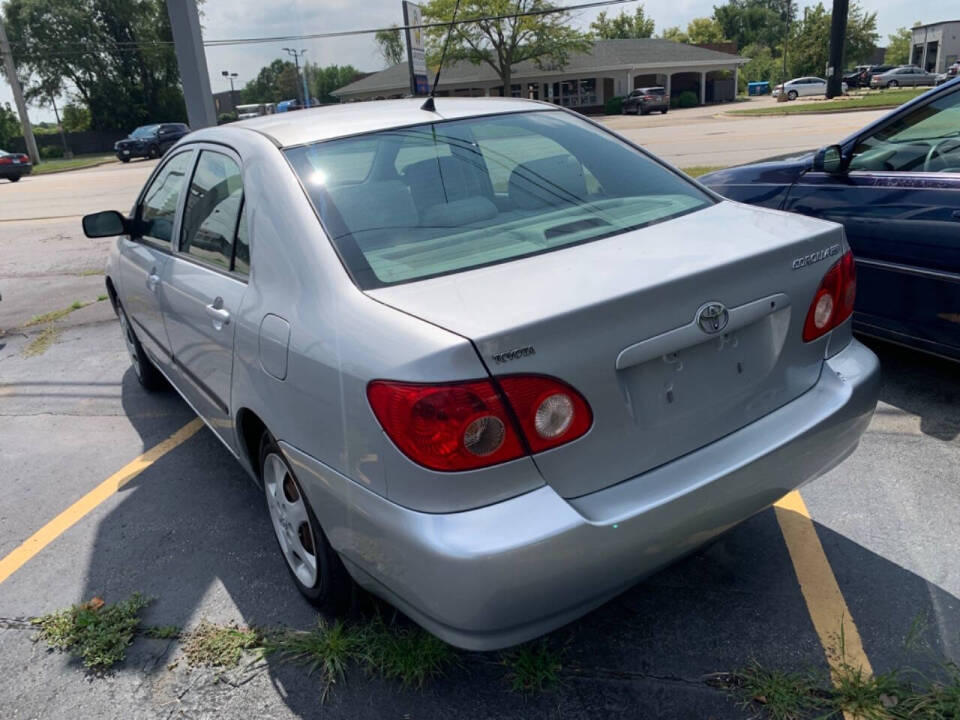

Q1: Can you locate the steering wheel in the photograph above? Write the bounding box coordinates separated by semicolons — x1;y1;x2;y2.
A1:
923;138;960;171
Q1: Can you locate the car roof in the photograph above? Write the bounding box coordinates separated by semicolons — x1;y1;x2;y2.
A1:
221;97;557;148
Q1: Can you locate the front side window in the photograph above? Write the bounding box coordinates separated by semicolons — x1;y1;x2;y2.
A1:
132;124;159;138
139;151;193;245
849;89;960;173
180;150;244;271
286;110;712;288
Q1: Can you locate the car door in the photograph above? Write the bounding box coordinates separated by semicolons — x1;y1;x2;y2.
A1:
783;87;960;357
807;78;825;96
118;148;195;368
161;146;249;431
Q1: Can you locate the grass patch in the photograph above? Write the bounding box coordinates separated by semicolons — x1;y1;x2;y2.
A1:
32;153;117;175
363;614;456;688
501;640;563;693
181;621;264;669
32;594;150;670
22;325;62;357
681;165;727;178
75;268;105;277
144;625;180;640
728;88;926;116
721;660;960;719
266;619;367;696
22;305;82;328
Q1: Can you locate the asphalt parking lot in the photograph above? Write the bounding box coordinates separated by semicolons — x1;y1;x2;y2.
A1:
1;117;958;719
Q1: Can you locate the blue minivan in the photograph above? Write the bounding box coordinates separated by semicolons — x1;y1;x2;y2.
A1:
701;80;960;361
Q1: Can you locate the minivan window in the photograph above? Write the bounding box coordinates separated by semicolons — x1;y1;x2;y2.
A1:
286;111;712;288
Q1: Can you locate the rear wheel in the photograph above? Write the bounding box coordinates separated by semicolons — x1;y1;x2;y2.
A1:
261;434;351;613
887;80;899;88
661;108;668;114
121;158;130;163
8;176;20;182
117;303;166;390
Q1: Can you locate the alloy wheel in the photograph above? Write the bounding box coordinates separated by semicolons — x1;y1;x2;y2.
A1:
263;453;318;588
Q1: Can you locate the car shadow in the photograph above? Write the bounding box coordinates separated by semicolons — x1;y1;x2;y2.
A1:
69;360;960;718
858;334;960;442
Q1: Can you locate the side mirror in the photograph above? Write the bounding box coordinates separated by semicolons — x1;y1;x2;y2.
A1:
813;145;846;175
82;210;128;238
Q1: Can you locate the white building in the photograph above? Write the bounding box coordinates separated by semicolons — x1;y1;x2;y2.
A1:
332;39;747;111
911;21;960;73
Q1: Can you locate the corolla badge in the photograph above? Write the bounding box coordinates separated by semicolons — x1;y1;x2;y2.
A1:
696;302;729;334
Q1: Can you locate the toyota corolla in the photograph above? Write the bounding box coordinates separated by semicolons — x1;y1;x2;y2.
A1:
82;98;880;650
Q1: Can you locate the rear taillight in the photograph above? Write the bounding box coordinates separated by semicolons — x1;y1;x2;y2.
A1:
642;95;654;101
0;157;10;165
802;250;856;342
367;375;592;471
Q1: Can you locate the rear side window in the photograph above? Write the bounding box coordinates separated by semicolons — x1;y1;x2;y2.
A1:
180;150;244;271
139;150;193;245
286;111;712;288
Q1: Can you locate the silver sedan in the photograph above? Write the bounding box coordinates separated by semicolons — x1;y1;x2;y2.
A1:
83;98;880;650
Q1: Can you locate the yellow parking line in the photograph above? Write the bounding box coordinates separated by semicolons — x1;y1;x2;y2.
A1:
0;418;204;585
775;490;873;686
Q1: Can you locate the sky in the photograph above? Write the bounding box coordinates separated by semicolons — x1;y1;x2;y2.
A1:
1;0;947;124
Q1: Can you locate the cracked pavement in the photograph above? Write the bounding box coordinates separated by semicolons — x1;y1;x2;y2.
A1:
1;146;958;719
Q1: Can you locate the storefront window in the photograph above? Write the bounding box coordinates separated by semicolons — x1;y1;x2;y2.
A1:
579;79;597;106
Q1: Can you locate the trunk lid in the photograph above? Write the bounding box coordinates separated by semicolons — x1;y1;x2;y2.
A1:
368;201;847;498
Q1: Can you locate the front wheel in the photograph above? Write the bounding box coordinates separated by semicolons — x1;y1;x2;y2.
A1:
148;145;159;159
261;434;352;613
787;90;798;100
661;108;668;114
117;303;166;390
8;176;20;182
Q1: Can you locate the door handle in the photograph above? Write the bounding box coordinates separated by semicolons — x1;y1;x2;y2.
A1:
204;297;231;329
147;272;160;292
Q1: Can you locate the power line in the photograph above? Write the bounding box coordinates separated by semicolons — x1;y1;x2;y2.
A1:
8;0;635;55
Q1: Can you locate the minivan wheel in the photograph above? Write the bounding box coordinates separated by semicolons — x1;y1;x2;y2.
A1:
260;434;351;613
117;303;166;390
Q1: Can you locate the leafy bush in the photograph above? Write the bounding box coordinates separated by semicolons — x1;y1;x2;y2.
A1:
40;145;64;159
671;90;699;108
604;96;623;114
217;112;238;125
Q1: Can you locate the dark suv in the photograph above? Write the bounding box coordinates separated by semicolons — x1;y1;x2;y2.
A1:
621;87;669;115
856;65;892;88
114;123;190;162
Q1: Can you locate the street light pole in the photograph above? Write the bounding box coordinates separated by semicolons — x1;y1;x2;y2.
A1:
0;15;40;165
283;47;311;108
221;70;239;112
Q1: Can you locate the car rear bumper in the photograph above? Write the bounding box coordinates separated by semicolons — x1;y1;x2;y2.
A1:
0;164;31;178
283;337;879;651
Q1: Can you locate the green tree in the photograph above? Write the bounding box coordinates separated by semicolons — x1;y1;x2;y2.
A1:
737;42;780;92
309;65;363;104
787;2;878;78
686;17;728;44
0;102;21;148
589;7;655;39
660;26;689;44
885;25;914;66
375;25;405;67
713;0;795;52
3;0;187;131
421;0;589;91
241;59;300;103
62;103;91;132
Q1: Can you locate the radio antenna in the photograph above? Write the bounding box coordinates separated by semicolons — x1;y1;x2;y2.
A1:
421;0;462;111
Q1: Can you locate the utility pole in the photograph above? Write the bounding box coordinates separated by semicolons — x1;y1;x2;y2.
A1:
0;15;40;165
283;47;310;108
778;0;792;103
826;0;850;98
221;70;238;112
166;0;216;128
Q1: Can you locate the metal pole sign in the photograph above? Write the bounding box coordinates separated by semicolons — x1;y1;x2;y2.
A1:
402;1;430;96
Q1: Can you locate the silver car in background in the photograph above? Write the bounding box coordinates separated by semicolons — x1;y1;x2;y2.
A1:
870;66;939;88
83;98;880;650
773;76;847;100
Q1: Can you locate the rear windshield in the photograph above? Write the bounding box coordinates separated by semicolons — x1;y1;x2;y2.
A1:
285;110;712;288
644;88;666;95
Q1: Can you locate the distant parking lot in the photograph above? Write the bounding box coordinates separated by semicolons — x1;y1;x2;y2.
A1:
1;113;958;719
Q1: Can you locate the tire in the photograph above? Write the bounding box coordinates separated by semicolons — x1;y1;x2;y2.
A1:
121;158;130;163
260;433;352;614
787;90;798;101
117;303;166;390
148;145;159;159
887;80;898;88
8;176;20;182
661;108;668;114
640;107;648;115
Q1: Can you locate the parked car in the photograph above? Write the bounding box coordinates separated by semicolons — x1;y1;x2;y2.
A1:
83;98;879;650
843;65;873;88
622;86;669;115
870;65;938;88
854;64;893;87
773;77;847;100
936;61;960;85
114;123;190;162
700;78;960;362
0;149;32;182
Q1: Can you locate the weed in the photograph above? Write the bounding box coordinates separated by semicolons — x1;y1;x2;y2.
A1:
682;166;727;178
32;594;150;670
76;269;105;277
363;614;456;688
21;307;75;328
269;619;364;679
181;621;263;668
726;662;831;720
97;294;108;302
144;625;180;640
70;300;83;310
22;326;62;357
501;640;563;694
